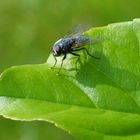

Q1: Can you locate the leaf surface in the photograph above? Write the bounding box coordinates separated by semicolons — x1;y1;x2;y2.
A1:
1;19;140;140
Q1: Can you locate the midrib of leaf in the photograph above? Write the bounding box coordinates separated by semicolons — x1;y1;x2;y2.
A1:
0;95;95;109
1;94;140;116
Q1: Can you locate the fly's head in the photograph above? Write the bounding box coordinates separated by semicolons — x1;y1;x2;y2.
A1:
52;39;63;57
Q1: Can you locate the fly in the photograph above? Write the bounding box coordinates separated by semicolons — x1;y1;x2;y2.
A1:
51;26;100;74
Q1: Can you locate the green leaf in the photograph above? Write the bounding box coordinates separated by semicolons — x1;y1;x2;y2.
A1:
1;19;140;140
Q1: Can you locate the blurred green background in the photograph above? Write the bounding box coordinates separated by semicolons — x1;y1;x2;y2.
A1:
0;0;140;139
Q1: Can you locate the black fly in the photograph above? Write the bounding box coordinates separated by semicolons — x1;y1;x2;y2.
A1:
51;26;100;74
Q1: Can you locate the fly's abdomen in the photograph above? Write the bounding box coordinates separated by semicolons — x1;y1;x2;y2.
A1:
75;36;89;47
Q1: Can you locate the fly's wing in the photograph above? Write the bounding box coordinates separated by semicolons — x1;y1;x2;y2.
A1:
64;24;84;38
64;25;101;45
79;36;101;46
86;36;101;45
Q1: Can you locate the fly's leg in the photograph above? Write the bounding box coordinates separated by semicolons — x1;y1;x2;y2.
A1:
84;48;100;59
73;47;100;59
51;54;57;69
57;54;66;75
70;52;80;70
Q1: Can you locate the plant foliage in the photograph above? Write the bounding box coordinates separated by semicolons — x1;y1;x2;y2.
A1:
0;19;140;140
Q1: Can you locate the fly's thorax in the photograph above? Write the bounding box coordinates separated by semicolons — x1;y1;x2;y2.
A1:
59;38;75;52
62;38;75;46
